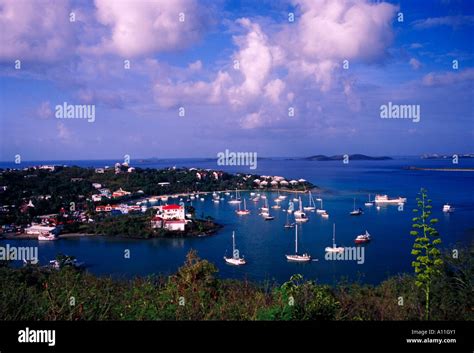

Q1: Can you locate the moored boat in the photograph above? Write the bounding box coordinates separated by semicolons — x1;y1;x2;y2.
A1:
374;194;407;204
224;231;246;266
354;230;371;244
285;224;311;262
442;204;454;213
325;224;344;253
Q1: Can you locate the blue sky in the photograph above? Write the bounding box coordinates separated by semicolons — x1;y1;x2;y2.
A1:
0;0;473;161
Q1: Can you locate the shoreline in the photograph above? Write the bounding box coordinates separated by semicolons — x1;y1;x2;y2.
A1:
405;166;474;172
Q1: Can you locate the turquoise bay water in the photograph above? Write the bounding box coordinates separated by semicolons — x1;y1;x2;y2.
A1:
1;158;473;285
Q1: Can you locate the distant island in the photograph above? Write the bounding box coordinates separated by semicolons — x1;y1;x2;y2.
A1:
294;154;392;161
405;166;474;172
421;153;474;159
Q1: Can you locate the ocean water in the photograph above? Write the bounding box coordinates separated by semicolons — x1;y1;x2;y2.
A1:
1;157;473;285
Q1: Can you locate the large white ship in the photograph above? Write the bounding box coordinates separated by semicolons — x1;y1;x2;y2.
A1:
374;194;407;204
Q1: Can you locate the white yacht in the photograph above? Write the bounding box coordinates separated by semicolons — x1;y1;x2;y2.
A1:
374;194;407;204
442;204;454;213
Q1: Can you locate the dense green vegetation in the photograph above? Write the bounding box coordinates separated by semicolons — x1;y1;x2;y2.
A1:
0;165;314;227
0;248;471;321
83;212;220;238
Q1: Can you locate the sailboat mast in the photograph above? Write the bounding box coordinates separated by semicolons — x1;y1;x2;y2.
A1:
295;224;298;254
232;231;235;252
333;223;336;248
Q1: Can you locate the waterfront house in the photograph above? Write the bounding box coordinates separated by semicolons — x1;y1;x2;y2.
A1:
91;194;103;202
25;224;59;236
95;168;105;174
156;204;185;220
151;216;163;229
95;204;113;212
98;188;112;198
112;188;131;198
153;204;186;231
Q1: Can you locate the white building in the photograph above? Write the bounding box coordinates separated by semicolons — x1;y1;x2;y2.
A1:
153;204;186;231
91;194;103;202
25;224;58;235
156;204;185;220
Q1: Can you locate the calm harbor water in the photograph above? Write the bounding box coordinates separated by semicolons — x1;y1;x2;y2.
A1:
1;157;473;285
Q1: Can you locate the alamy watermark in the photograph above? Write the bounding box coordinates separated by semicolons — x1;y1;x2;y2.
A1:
325;247;365;264
0;245;38;264
380;102;420;123
217;149;257;170
55;102;95;122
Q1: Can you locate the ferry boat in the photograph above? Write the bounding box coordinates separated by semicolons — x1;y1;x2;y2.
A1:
285;224;311;262
325;224;344;253
442;204;454;213
354;230;371;244
374;194;407;204
224;231;246;266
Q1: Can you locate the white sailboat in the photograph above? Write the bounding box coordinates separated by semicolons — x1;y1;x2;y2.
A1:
224;231;246;266
350;198;363;216
303;191;316;211
284;209;295;228
364;194;374;206
236;198;250;215
260;198;269;213
286;224;311;262
325;224;344;253
228;188;242;204
294;197;309;222
316;198;326;214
